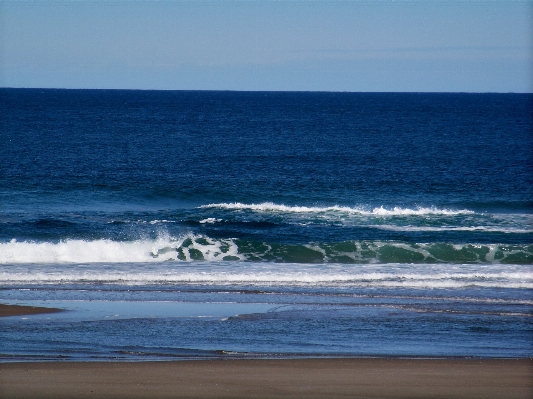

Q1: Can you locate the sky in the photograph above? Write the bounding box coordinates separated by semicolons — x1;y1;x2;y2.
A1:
0;0;531;92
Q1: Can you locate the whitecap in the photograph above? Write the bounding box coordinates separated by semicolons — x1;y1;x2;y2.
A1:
199;202;475;216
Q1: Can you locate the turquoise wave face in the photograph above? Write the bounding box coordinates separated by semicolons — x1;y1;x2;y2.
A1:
3;235;532;265
154;237;533;265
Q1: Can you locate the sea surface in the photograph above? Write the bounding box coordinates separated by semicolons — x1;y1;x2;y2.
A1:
1;89;532;361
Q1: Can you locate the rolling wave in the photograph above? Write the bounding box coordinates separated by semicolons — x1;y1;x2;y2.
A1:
199;203;475;216
1;235;531;265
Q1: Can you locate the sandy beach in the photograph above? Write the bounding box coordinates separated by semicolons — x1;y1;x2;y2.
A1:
1;358;531;399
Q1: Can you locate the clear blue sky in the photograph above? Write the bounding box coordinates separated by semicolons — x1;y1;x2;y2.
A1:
1;0;531;92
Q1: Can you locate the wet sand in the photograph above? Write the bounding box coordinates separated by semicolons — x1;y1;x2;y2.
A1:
0;304;63;317
1;358;531;399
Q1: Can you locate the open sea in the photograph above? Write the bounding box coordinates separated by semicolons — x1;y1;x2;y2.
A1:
1;89;532;361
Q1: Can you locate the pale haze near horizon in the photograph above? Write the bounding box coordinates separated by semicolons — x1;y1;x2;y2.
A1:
1;0;531;92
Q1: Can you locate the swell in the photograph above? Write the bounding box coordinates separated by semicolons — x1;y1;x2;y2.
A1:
200;203;475;216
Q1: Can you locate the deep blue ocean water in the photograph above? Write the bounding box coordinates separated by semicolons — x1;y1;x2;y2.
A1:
1;89;532;361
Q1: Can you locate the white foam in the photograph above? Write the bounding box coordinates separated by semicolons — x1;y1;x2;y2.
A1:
200;202;474;216
369;206;474;216
0;238;169;264
0;235;243;264
147;220;174;225
1;263;531;289
199;218;222;224
177;236;242;262
370;225;533;233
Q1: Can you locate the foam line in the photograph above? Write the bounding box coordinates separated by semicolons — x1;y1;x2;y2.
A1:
1;264;532;289
370;225;533;233
0;235;242;264
0;238;167;264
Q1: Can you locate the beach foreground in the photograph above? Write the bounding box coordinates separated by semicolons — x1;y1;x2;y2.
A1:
1;358;531;399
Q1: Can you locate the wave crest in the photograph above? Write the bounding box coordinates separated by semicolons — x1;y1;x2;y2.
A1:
199;202;474;216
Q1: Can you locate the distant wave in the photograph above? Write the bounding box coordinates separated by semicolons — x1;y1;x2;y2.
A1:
199;218;222;224
200;202;475;216
1;235;531;265
370;225;533;234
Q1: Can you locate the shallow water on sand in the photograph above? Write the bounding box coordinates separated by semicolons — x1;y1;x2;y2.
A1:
2;263;532;361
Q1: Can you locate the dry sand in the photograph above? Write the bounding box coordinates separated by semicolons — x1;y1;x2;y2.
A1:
1;358;531;399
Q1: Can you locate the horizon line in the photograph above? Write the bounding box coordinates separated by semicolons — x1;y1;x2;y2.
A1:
1;87;531;94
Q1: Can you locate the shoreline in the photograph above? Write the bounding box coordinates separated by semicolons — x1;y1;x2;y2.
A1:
0;303;64;317
1;358;532;399
3;301;531;397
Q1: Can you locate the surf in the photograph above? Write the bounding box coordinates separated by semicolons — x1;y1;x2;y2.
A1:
2;261;532;289
200;202;475;216
2;235;531;265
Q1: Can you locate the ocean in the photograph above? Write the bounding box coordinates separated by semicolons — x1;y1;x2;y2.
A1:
1;89;532;361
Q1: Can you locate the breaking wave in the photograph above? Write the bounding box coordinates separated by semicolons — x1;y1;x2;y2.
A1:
199;203;475;216
1;235;531;265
